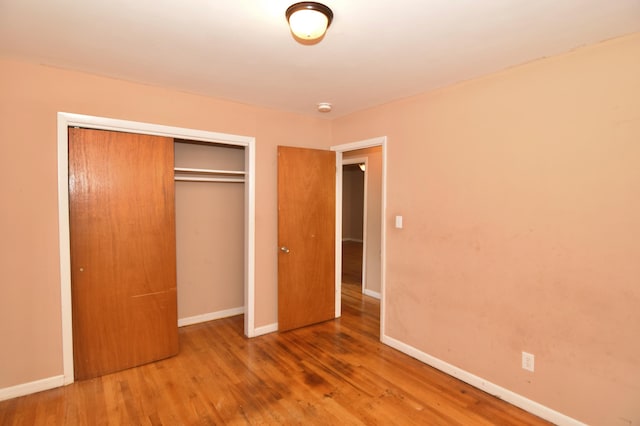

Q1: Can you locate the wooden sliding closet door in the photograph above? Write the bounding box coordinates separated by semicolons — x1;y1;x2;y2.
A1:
69;128;178;380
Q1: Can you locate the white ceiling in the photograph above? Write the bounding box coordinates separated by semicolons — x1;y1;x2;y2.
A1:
1;0;639;117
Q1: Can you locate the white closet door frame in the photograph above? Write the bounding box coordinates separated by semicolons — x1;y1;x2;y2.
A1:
57;112;256;385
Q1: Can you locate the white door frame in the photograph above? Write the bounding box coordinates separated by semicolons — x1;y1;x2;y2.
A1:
57;112;256;384
331;136;387;338
341;157;368;295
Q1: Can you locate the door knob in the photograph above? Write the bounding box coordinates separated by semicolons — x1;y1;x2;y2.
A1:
280;246;290;253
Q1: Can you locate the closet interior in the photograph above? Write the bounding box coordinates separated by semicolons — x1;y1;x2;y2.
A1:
174;139;245;326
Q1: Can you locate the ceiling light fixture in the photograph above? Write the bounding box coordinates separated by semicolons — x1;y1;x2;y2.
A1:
286;2;333;42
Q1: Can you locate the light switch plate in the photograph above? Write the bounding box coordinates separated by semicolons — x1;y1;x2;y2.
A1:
522;351;535;372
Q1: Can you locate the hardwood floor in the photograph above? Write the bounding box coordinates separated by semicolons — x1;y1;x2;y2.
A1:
342;240;363;286
0;266;550;425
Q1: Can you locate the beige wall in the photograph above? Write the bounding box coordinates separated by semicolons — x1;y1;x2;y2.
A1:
332;33;640;425
0;58;331;389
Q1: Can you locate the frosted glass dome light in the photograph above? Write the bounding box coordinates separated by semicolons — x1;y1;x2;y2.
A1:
286;2;333;41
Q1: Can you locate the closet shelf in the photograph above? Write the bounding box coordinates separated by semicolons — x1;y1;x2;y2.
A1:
174;167;245;176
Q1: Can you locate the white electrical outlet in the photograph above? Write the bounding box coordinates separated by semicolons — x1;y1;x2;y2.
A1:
522;351;535;372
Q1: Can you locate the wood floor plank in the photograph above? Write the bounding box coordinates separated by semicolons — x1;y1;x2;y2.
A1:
0;254;550;425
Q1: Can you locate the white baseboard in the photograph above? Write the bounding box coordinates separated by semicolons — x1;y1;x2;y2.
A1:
0;375;65;402
178;306;244;327
363;289;381;299
381;334;586;426
253;322;278;336
3;309;254;402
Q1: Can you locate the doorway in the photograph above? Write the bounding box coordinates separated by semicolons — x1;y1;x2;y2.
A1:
341;160;366;295
57;112;256;384
331;137;387;338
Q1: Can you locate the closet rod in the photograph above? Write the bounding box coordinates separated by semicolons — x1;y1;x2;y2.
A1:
174;167;245;176
174;176;244;183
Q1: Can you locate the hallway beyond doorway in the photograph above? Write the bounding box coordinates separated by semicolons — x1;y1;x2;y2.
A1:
341;240;363;285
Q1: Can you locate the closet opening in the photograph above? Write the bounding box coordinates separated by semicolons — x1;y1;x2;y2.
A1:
57;112;256;385
174;139;246;327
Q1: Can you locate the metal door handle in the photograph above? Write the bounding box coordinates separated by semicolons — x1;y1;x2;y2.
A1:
280;246;290;253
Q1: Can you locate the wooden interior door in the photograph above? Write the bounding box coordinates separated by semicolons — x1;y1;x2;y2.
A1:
69;127;179;380
278;146;336;332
